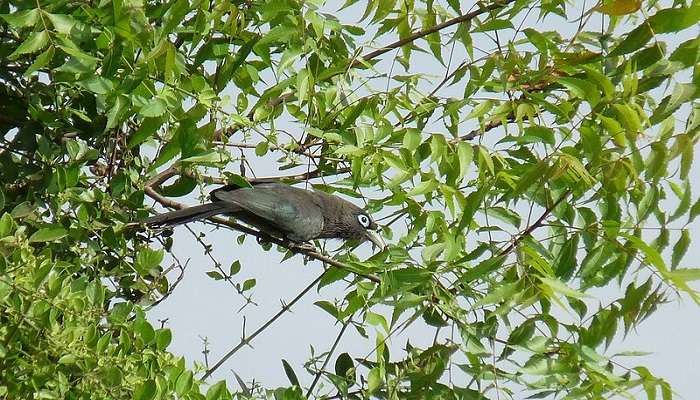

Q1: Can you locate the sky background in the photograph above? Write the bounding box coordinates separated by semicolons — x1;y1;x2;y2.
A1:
147;1;700;398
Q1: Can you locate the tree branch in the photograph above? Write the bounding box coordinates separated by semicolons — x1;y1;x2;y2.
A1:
306;318;352;397
355;0;516;67
498;190;571;257
180;166;352;186
202;271;327;380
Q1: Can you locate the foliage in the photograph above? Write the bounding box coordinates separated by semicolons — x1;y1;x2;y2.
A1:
1;0;699;399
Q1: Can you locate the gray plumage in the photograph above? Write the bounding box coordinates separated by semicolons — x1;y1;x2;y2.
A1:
143;183;383;247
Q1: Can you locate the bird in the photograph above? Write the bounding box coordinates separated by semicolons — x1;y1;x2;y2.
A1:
142;182;384;248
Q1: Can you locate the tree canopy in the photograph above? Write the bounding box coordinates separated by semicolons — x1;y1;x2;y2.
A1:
1;0;699;399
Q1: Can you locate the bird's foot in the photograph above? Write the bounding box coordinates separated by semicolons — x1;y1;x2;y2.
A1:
293;242;316;252
279;237;316;252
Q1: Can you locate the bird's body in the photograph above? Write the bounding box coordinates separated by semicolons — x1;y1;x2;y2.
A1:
143;183;382;247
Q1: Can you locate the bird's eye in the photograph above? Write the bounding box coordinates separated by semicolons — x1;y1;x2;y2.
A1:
357;214;371;228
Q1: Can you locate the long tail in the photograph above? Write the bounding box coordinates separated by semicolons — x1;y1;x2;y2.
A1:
143;203;229;226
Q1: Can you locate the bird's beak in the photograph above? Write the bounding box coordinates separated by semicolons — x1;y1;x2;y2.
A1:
365;230;386;250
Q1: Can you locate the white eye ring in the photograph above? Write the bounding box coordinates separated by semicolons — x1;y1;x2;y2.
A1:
357;214;371;228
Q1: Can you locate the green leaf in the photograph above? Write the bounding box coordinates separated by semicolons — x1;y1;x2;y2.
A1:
472;282;518;308
206;271;224;280
134;380;157;400
609;25;652;57
612;103;641;134
669;38;700;67
341;98;368;130
229;260;241;275
57;354;76;364
689;197;700;223
558;77;600;107
367;367;382;395
555;234;579;281
155;328;172;350
403;128;422;150
523;126;555;145
281;359;300;387
134;318;155;344
242;278;256;291
456;142;473;183
180;151;228;165
650;83;696;125
9;30;49;59
255;141;269;156
649;5;700;33
583;66;615;100
381;267;432;296
105;95;128;131
223;172;252;188
28;226;67;243
136;248;164;274
671;229;690;269
86;281;104;306
24;45;55;77
102;366;123;387
623;234;700;303
139;98;167;118
314;300;340;319
458;187;488;231
669;181;691;222
175;370;194;396
539;276;589;299
335;352;354;377
668;268;700;282
45;13;77;34
365;311;389;333
0;213;12;237
523;28;549;54
78;76;114;95
474;19;513;32
594;0;640;15
0;9;40;27
461;256;506;283
485;207;521;227
477;145;494;175
205;380;228;400
406;178;438;197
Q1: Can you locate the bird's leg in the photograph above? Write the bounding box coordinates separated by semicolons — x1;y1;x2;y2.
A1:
280;237;316;252
293;242;316;252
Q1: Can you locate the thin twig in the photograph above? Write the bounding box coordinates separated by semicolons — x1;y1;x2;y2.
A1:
498;190;571;257
354;0;516;67
202;271;327;380
181;166;352;186
306;318;352;398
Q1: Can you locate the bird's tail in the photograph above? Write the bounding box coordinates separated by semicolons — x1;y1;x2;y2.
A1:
142;203;228;226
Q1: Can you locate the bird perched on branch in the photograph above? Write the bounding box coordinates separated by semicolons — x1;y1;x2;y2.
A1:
143;183;384;248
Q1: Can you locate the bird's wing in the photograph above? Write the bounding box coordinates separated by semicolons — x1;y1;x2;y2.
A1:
211;184;324;241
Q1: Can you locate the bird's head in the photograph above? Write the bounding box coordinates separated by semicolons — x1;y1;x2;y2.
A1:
337;206;385;249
